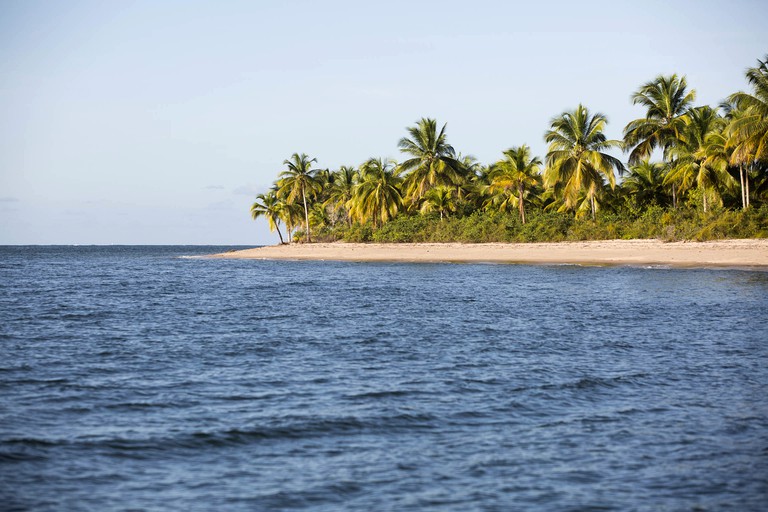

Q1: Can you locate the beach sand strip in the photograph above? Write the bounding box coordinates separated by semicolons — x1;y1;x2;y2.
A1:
210;239;768;268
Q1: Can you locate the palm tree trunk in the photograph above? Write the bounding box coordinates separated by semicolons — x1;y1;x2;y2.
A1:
590;194;596;221
302;186;311;243
672;183;677;209
739;165;746;209
518;183;525;224
276;222;285;245
702;189;708;213
746;168;751;208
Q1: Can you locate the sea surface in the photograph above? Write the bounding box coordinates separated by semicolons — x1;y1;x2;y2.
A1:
1;245;767;511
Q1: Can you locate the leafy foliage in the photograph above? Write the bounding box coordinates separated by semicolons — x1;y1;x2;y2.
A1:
251;57;768;243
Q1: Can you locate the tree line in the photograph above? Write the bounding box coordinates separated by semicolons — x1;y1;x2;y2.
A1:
251;56;768;243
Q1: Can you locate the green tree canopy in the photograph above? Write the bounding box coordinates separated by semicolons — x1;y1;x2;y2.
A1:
278;153;320;242
349;158;403;227
544;104;625;220
250;190;286;244
487;145;542;224
623;74;696;165
398;118;463;204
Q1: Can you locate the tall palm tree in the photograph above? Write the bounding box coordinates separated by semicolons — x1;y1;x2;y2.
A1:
325;166;358;226
544;104;626;220
623;75;696;208
727;55;768;164
277;153;320;242
721;101;752;208
250;190;285;244
398;118;463;203
623;75;696;163
726;55;768;208
665;106;735;212
487;145;542;224
420;186;456;220
349;158;403;227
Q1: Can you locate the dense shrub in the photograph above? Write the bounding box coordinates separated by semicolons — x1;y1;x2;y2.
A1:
318;206;767;243
343;223;373;242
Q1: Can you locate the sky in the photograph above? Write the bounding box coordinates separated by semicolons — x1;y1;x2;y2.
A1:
1;0;766;245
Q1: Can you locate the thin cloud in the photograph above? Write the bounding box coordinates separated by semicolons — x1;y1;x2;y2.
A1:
233;185;260;196
205;185;225;190
0;197;19;202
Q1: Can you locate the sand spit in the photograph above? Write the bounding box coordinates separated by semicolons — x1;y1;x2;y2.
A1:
209;239;768;268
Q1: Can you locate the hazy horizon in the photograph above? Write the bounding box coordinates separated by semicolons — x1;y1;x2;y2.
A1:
2;0;766;245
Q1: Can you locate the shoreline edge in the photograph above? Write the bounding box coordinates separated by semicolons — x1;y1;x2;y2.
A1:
208;239;768;268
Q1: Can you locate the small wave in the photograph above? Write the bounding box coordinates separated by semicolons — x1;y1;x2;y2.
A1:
60;312;110;321
451;410;494;420
0;450;48;462
541;373;649;392
103;401;177;411
218;393;280;402
248;480;363;509
0;377;70;387
3;437;59;447
18;413;441;455
343;389;415;400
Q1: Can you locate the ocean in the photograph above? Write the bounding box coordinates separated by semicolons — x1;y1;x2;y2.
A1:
1;245;767;511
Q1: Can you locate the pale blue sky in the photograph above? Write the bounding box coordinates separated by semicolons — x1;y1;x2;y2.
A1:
1;0;766;244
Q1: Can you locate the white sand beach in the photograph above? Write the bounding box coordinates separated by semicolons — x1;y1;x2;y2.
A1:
211;239;768;267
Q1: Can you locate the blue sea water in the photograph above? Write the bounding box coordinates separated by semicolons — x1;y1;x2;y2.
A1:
1;245;767;511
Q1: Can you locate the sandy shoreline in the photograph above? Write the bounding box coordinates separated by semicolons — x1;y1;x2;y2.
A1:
209;239;768;268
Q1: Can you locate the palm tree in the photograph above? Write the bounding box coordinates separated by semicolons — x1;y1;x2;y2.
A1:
420;186;455;220
349;158;403;227
309;201;332;233
487;145;542;224
721;102;752;208
727;55;768;163
622;160;670;208
726;55;768;208
278;199;304;243
623;75;696;208
453;153;481;202
623;75;696;163
398;118;463;203
544;104;626;220
250;190;285;244
277;153;320;242
665;106;735;212
325;166;358;226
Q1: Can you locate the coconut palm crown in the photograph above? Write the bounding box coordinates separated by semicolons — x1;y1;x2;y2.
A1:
250;190;286;244
398;118;464;203
726;55;768;165
623;74;696;165
544;104;625;220
665;106;735;211
487;145;542;224
349;158;403;227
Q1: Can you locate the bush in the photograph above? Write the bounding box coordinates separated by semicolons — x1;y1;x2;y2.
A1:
308;206;768;243
343;223;373;242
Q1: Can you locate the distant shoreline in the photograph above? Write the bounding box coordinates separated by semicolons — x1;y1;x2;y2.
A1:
209;239;768;268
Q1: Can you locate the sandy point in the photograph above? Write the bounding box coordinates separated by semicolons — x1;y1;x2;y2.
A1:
209;239;768;268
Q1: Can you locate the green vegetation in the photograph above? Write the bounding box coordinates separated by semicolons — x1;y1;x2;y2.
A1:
253;56;768;243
